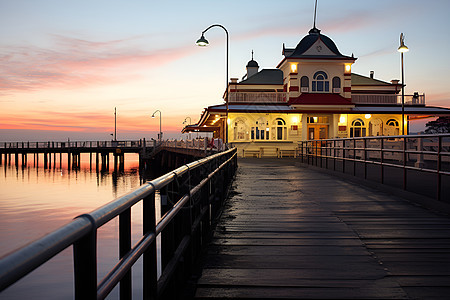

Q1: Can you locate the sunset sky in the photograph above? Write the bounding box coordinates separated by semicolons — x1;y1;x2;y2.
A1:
1;0;449;141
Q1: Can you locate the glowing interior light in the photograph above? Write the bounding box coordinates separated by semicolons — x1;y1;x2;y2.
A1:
345;64;351;73
290;63;298;73
365;114;372;119
227;118;231;125
292;116;298;123
313;117;318;123
339;115;346;124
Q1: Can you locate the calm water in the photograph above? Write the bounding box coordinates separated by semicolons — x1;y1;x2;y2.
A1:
0;152;160;299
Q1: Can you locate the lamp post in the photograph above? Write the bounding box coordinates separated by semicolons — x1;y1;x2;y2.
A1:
151;110;162;142
183;117;191;125
113;107;117;141
196;24;229;144
398;33;409;135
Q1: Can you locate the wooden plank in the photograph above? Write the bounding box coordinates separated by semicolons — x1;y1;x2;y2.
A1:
192;159;450;299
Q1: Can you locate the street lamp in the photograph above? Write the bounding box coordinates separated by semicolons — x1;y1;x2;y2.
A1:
183;117;191;125
113;107;117;141
398;33;409;135
151;110;162;142
196;24;229;144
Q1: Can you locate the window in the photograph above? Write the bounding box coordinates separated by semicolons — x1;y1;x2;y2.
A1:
301;76;309;92
332;77;341;93
307;116;328;124
233;119;248;140
350;118;366;137
312;71;329;92
251;118;269;140
384;118;400;136
273;118;287;140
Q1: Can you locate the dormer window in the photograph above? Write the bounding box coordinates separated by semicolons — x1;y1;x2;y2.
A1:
312;71;329;92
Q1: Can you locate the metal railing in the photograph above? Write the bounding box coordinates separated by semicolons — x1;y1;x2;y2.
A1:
298;134;450;201
228;92;286;103
0;148;238;299
0;140;145;149
351;93;425;105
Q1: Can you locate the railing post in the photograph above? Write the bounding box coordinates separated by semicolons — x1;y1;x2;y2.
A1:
143;191;157;300
403;136;407;190
73;215;97;300
437;136;442;201
381;138;384;184
119;208;132;299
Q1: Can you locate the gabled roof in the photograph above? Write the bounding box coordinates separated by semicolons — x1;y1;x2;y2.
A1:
239;69;283;85
289;93;353;106
351;73;395;86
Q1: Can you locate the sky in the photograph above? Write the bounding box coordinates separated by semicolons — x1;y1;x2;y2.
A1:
1;0;449;141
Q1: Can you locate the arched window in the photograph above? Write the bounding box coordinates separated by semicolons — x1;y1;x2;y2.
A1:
350;118;366;137
301;76;309;92
312;71;329;92
332;76;341;93
384;119;399;136
233;118;248;140
272;118;287;140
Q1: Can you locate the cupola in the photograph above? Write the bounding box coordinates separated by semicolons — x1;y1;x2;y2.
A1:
246;50;259;78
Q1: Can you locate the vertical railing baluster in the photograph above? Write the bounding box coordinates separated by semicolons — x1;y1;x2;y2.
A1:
119;208;132;300
143;191;157;300
437;136;442;201
381;137;384;184
73;215;97;300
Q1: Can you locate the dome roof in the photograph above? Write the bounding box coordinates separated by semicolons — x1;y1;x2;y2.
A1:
246;59;259;68
284;27;352;59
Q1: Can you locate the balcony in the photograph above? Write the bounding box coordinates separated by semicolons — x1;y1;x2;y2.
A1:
352;93;425;105
228;92;287;103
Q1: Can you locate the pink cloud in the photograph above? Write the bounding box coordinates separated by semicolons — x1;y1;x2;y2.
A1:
0;35;196;94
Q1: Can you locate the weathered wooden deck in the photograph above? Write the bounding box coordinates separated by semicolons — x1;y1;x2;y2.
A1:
194;158;450;299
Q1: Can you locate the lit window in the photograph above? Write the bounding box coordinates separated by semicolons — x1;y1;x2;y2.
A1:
312;71;329;92
350;118;366;137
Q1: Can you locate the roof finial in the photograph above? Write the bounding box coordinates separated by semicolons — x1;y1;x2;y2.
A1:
313;0;318;29
251;50;254;60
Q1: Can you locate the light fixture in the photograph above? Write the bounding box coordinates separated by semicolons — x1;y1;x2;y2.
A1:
290;63;298;73
339;115;346;124
398;33;409;53
345;64;351;73
196;34;209;47
365;114;372;119
292;116;298;123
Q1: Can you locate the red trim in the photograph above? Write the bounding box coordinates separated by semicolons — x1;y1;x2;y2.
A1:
283;84;287;92
344;73;352;77
344;87;351;92
290;72;298;75
289;93;353;105
289;86;299;92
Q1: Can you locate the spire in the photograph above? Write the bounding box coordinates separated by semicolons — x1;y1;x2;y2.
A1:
251;50;254;60
313;0;318;29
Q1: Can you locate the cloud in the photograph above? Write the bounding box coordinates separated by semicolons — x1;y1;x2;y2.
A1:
0;35;196;94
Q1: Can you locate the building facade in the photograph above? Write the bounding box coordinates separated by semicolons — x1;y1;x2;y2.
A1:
184;26;450;156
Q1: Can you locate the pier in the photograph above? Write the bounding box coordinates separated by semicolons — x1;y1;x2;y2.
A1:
195;158;450;299
1;134;450;299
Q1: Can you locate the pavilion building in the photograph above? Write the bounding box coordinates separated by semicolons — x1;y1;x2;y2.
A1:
183;26;450;156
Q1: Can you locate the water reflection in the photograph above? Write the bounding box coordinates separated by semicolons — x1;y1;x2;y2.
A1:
0;152;158;299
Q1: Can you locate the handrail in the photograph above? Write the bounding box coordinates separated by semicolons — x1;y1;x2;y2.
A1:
0;147;238;299
298;133;449;201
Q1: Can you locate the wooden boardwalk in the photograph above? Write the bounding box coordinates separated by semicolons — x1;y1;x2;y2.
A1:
194;158;450;299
